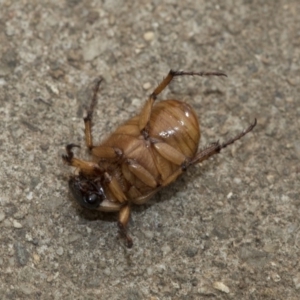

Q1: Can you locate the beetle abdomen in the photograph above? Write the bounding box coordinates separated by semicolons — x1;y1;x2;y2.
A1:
148;100;200;182
101;100;200;199
149;100;200;158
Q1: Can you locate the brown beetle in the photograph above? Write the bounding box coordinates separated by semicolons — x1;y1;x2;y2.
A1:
62;70;256;247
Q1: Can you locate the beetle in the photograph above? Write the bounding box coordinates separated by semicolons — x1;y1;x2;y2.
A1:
62;70;256;247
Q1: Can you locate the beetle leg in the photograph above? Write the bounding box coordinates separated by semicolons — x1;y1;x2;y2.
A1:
104;172;127;203
153;142;187;166
118;205;133;248
126;159;157;188
186;119;257;167
84;78;103;150
62;144;101;175
91;146;122;159
158;120;256;186
139;70;227;132
160;168;184;187
131;188;162;205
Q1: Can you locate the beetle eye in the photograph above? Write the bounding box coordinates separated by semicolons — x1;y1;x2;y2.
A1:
83;193;103;209
87;194;98;204
69;177;105;210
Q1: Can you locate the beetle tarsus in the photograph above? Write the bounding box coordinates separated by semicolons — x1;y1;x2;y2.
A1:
118;221;133;248
62;144;80;163
220;119;257;150
171;70;227;78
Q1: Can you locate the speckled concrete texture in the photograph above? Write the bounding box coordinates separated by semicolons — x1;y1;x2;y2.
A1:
1;1;300;299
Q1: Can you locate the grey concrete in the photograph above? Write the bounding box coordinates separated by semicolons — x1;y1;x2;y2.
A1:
1;1;299;299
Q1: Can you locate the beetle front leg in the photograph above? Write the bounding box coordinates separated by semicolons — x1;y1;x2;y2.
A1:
104;172;127;203
84;78;103;150
118;205;133;248
62;144;101;175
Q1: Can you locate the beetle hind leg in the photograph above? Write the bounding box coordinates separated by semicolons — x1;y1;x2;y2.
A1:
118;205;133;248
187;119;257;167
159;120;256;186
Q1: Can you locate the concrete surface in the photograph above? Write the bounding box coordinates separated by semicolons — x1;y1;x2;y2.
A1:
1;0;300;299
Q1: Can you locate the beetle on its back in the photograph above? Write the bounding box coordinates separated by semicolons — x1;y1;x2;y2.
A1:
62;70;256;247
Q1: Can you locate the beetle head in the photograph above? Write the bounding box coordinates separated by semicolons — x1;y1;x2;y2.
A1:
68;175;105;209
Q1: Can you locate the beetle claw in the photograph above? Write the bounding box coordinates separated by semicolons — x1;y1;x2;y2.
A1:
125;237;133;248
118;221;133;248
62;144;80;163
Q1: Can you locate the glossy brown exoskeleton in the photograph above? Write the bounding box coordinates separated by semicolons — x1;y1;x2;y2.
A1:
62;70;256;247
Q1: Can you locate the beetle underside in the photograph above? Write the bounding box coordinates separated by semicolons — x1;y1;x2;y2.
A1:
63;70;256;248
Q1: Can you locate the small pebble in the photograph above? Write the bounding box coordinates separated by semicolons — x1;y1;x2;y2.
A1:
45;81;59;95
293;275;300;289
147;267;153;275
104;268;111;276
26;192;33;201
143;82;152;90
143;31;154;41
13;220;23;228
56;247;64;256
233;177;241;184
156;264;166;273
213;281;230;293
226;192;233;199
271;272;281;282
161;244;171;256
131;98;141;107
33;253;40;263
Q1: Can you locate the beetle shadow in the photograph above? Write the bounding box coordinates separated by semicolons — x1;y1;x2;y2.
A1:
66;162;216;225
131;162;214;214
66;192;118;224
